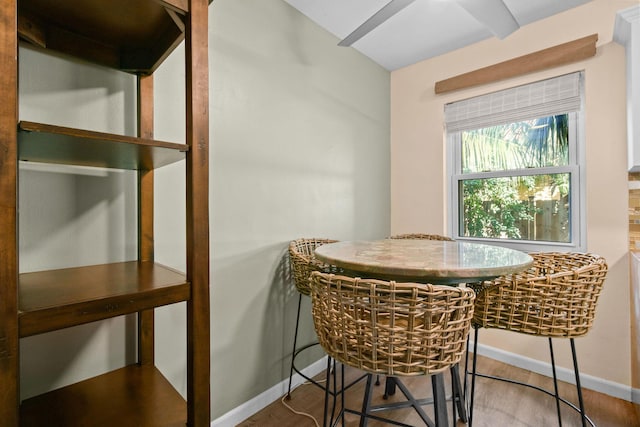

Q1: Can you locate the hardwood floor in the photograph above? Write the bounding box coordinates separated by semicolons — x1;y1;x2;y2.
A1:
238;354;639;427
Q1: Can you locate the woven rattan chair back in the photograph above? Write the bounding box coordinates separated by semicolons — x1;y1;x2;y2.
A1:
388;233;454;241
468;252;609;427
310;272;475;376
473;252;608;337
288;238;338;296
286;238;348;400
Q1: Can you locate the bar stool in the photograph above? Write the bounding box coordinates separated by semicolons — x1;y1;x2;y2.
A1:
387;232;466;421
468;252;608;427
310;272;475;427
286;238;341;398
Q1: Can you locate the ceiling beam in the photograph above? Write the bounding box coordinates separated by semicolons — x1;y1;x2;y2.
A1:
456;0;519;39
338;0;417;47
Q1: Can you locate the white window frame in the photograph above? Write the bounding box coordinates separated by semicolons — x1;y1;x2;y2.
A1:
446;73;586;253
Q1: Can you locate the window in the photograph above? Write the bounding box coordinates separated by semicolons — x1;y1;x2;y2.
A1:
446;72;585;252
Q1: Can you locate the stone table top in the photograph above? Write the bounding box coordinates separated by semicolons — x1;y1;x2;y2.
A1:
314;239;533;284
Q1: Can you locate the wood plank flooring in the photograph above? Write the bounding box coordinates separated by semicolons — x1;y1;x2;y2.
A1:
238;354;639;427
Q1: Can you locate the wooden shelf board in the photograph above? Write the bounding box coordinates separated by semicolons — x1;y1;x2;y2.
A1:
18;121;188;170
19;261;190;337
20;364;187;427
18;0;186;73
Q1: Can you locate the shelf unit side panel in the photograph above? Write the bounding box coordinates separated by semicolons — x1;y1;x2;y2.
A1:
185;0;211;424
0;0;20;424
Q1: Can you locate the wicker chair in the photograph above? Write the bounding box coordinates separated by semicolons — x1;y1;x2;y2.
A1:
310;272;475;427
386;232;457;406
286;238;341;398
389;233;454;241
468;252;608;427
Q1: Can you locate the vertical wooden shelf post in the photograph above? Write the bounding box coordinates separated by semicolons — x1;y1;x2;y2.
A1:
0;0;19;424
138;74;155;366
185;0;211;424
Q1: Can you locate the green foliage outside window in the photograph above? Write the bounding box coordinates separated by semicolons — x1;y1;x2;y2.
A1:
460;115;571;242
462;177;534;239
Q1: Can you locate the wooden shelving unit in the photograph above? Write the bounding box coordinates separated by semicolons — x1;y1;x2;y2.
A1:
0;0;211;425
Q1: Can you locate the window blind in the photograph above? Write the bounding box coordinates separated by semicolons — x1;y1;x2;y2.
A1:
444;72;583;133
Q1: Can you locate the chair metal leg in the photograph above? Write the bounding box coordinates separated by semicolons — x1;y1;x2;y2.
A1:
469;326;479;427
322;356;332;427
432;373;449;427
570;338;588;427
548;338;563;427
359;374;374;427
341;364;346;427
330;359;339;426
384;376;397;399
463;337;470;407
450;364;467;422
287;293;303;398
346;371;467;427
450;368;457;425
392;377;436;425
468;331;594;427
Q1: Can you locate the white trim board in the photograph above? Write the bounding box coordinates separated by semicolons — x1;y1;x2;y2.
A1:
211;356;329;427
470;340;639;404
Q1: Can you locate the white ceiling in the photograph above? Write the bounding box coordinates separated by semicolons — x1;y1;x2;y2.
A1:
283;0;594;70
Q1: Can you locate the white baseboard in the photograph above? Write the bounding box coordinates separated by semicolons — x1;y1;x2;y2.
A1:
210;356;329;427
471;340;638;403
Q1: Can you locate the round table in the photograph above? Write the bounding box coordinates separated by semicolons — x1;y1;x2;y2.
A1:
314;239;533;284
313;238;533;426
